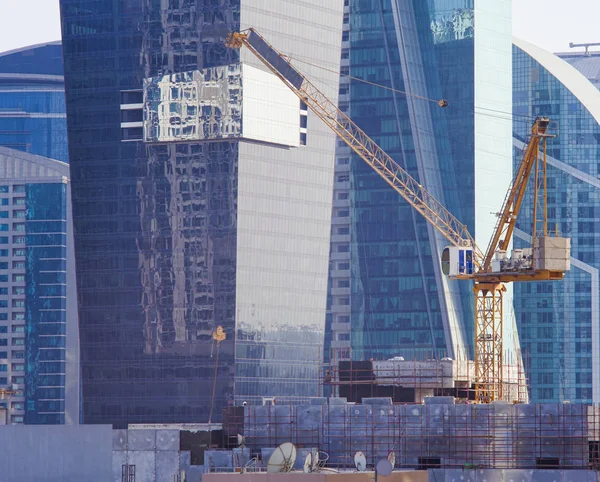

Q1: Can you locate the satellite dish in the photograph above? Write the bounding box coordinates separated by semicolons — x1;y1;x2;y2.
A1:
354;451;367;472
303;453;312;473
312;451;319;471
387;451;396;468
267;442;297;474
237;434;245;447
376;459;393;477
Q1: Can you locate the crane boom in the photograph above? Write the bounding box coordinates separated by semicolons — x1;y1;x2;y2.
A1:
481;118;553;273
226;29;484;267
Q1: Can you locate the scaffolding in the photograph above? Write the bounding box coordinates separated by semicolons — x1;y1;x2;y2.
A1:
222;401;600;471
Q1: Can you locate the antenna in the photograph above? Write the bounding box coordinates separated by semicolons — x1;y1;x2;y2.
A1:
376;459;393;477
387;451;396;468
354;451;367;472
267;442;297;474
303;453;312;473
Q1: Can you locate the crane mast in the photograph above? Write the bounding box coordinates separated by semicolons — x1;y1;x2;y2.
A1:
226;28;570;403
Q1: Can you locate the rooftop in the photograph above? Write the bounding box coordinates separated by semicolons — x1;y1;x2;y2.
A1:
556;52;600;89
0;41;63;78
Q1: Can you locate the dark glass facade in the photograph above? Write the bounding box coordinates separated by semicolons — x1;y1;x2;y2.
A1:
513;42;600;403
60;0;240;426
0;43;68;163
60;1;342;425
329;0;479;362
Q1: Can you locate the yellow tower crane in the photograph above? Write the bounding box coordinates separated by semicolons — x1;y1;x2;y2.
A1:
225;29;571;403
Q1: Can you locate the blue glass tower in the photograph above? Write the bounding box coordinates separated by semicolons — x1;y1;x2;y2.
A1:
0;147;78;425
0;44;77;425
513;39;600;403
0;43;67;163
328;1;515;365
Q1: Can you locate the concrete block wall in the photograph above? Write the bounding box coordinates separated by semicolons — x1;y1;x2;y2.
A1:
112;429;182;482
0;425;112;482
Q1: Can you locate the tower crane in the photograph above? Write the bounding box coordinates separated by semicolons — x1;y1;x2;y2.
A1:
225;29;571;403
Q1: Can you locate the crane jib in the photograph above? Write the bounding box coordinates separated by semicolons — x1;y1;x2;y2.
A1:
246;30;304;89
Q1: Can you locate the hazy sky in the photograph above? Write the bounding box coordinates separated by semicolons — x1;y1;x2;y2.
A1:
0;1;597;55
513;0;599;53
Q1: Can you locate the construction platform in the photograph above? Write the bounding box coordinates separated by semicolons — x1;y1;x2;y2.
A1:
322;356;528;404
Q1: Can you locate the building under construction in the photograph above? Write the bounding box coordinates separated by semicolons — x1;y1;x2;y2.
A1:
203;358;600;474
321;356;529;405
219;398;600;472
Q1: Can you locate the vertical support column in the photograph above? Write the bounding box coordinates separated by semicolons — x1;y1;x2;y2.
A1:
474;283;506;403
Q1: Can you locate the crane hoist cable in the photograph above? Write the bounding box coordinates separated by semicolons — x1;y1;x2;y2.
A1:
284;54;448;106
281;50;538;124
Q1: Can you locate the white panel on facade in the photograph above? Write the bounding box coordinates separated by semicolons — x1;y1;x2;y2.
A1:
143;64;299;147
242;64;300;147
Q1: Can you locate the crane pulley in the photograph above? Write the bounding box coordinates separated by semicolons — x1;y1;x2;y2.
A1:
226;28;570;403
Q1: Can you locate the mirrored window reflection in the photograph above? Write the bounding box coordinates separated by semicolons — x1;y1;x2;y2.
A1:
61;0;241;425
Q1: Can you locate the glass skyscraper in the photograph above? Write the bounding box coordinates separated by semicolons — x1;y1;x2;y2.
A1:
0;42;68;163
513;39;600;403
0;44;78;425
59;0;343;425
327;0;516;365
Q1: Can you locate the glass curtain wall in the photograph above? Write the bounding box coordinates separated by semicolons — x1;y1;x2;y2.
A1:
346;0;474;361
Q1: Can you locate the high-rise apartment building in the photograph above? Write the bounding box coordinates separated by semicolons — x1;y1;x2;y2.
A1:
327;1;516;364
59;0;343;425
0;148;78;425
513;39;600;403
0;44;78;425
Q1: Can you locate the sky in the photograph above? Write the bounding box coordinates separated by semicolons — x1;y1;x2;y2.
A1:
0;1;597;55
513;0;600;53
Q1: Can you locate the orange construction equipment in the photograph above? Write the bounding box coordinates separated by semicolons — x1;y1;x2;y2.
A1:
226;29;569;403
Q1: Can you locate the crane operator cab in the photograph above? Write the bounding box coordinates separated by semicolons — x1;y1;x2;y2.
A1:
441;246;474;277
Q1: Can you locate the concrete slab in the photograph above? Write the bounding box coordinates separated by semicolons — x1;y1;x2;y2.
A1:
156;450;179;481
112;451;127;482
156;429;180;451
128;451;155;482
112;429;128;451
128;429;156;451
